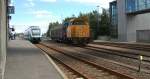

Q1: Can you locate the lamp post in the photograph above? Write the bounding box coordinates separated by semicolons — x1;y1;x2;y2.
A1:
96;5;105;39
96;5;100;39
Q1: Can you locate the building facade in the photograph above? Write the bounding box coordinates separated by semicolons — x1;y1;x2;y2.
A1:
110;0;150;42
0;0;8;79
110;1;118;39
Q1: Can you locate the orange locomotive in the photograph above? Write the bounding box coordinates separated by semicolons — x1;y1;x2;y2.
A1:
50;17;90;45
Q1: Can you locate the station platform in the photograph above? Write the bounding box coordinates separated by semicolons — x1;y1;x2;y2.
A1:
4;40;65;79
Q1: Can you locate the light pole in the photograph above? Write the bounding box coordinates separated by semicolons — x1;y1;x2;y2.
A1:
96;5;105;39
96;5;100;39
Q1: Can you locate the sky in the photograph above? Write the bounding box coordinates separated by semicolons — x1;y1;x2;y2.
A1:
10;0;114;34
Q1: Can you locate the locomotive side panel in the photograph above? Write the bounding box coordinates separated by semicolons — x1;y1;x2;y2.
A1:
66;19;90;44
50;24;67;42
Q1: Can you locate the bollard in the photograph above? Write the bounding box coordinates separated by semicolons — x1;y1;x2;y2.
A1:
138;55;143;72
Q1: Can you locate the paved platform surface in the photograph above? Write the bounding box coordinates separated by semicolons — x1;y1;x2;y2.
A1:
4;40;64;79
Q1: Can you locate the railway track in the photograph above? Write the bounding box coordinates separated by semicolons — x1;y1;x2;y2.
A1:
53;59;82;79
92;42;150;52
78;46;150;72
36;43;134;79
36;44;87;79
86;45;150;63
56;44;150;73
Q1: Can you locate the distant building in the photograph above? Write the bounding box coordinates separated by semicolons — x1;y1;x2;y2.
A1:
110;0;150;42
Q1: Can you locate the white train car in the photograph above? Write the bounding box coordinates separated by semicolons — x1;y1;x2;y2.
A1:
24;26;41;43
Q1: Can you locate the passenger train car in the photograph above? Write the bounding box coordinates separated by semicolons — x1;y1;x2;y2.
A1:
50;17;90;45
24;26;41;43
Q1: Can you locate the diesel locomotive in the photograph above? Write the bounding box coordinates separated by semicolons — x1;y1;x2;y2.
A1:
24;26;41;43
50;17;90;45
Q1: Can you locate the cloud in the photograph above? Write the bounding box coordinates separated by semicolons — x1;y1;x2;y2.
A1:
32;10;52;16
65;0;114;8
28;10;61;22
65;0;114;4
11;10;61;33
40;0;56;2
25;0;56;7
31;10;52;17
25;0;35;7
11;19;62;33
10;21;50;33
26;10;61;22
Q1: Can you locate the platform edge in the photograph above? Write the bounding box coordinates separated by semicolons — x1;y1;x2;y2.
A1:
41;51;69;79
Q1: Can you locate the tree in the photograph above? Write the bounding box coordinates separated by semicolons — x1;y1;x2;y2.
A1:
88;11;99;39
99;9;110;36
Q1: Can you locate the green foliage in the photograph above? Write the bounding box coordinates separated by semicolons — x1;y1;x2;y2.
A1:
63;14;76;22
87;11;99;39
63;17;74;22
85;9;110;39
99;9;110;36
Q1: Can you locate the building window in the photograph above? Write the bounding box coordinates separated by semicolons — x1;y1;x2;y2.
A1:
110;1;118;38
126;0;150;13
126;0;136;12
138;0;146;10
147;0;150;8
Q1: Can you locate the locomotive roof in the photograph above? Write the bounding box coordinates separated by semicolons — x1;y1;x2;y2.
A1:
29;26;40;29
69;16;88;22
70;18;83;22
25;26;40;31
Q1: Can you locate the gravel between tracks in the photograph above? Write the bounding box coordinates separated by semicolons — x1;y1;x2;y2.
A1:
37;44;122;79
73;47;150;71
42;41;150;79
92;42;150;52
53;59;79;79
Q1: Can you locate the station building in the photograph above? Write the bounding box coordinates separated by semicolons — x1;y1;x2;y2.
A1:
110;0;150;42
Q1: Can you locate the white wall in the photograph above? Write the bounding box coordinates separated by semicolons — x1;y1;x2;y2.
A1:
127;13;150;42
117;0;150;42
117;0;127;42
0;0;7;79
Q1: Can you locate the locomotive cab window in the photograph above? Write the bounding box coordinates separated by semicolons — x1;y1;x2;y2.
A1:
32;29;40;35
71;21;86;25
